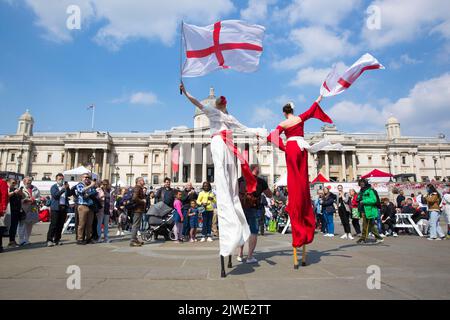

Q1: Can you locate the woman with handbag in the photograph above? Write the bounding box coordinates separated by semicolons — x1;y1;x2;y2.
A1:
18;177;41;246
349;189;361;237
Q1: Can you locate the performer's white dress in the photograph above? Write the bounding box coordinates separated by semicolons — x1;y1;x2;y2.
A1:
203;105;251;256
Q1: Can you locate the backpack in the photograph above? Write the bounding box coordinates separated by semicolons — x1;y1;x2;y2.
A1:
238;178;259;209
373;188;382;209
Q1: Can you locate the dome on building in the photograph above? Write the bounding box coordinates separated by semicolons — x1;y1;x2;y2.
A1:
386;116;399;125
19;109;34;122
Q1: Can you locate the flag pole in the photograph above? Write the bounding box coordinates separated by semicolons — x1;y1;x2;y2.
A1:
179;20;183;95
91;104;95;131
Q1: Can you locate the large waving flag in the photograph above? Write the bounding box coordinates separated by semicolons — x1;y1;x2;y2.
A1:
182;20;265;77
320;53;384;97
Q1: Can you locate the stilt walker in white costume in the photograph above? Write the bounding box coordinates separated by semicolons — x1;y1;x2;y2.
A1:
180;82;261;277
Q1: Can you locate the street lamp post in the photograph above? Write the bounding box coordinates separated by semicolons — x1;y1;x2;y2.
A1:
16;153;23;174
387;156;393;182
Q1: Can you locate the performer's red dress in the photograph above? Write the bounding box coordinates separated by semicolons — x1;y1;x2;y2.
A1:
267;102;333;247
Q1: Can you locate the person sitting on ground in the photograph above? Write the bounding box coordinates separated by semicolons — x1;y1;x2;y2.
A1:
380;198;397;237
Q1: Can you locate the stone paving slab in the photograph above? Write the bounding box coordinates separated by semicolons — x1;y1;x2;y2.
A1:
0;222;449;299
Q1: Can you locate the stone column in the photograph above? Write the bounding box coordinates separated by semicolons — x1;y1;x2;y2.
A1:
270;146;275;186
0;150;3;170
249;143;254;165
202;144;207;183
4;150;9;171
409;153;414;174
148;149;153;184
102;150;108;180
341;151;346;182
166;146;171;179
440;156;447;178
23;150;30;176
64;150;69;171
352;152;357;181
179;143;184;183
325;151;330;179
190;143;196;183
237;144;242;178
395;153;401;175
413;153;420;181
74;149;79;168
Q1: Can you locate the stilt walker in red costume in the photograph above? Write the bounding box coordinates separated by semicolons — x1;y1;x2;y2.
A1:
267;95;335;268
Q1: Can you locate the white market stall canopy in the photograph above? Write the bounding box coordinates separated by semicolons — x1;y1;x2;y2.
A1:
63;166;98;181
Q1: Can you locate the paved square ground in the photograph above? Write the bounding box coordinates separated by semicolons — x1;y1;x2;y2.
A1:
1;222;449;300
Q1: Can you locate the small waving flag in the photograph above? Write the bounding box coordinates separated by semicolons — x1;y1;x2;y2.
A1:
320;53;384;97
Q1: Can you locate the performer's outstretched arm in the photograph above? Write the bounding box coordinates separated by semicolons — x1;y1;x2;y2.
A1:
299;95;333;124
267;125;286;152
180;82;204;110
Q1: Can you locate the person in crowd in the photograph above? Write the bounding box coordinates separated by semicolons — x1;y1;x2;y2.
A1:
336;185;353;240
39;200;50;222
7;179;23;248
396;190;405;209
313;189;324;232
321;187;336;237
273;189;287;207
349;189;361;237
424;184;445;240
416;191;428;213
187;199;199;242
96;179;113;243
155;177;175;208
402;198;415;214
441;188;450;239
74;174;98;245
181;182;198;241
0;174;9;252
197;181;217;242
356;178;384;244
115;187;127;235
237;164;272;263
172;190;184;243
380;197;397;237
46;173;70;247
18;177;41;246
412;202;429;236
130;177;146;247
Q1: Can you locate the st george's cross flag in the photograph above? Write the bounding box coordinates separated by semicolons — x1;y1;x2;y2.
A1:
320;53;384;97
182;20;265;77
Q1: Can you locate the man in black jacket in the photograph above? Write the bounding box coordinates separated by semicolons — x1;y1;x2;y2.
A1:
7;179;24;248
155;177;175;208
47;173;71;246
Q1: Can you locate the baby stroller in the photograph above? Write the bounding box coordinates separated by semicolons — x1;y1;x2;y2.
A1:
141;202;175;242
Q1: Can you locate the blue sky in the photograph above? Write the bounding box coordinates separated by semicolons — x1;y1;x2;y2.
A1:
0;0;449;137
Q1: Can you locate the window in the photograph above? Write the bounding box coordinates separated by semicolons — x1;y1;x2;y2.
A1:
402;156;406;165
43;173;52;181
154;154;159;163
126;174;134;186
144;155;148;164
31;173;38;179
368;156;372;165
421;159;425;167
382;156;386;163
47;154;52;163
10;153;15;162
61;153;65;163
152;175;159;185
129;155;134;164
32;154;37;163
421;176;429;182
142;174;148;184
114;154;119;163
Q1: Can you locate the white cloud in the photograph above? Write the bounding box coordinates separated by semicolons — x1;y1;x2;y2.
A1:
273;27;358;70
274;0;361;27
251;107;277;126
111;91;159;106
326;73;450;135
362;0;450;49
290;62;347;87
129;92;159;105
240;0;276;23
12;0;234;48
389;54;422;70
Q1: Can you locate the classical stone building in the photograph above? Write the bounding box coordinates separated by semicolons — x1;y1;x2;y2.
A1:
1;89;449;186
